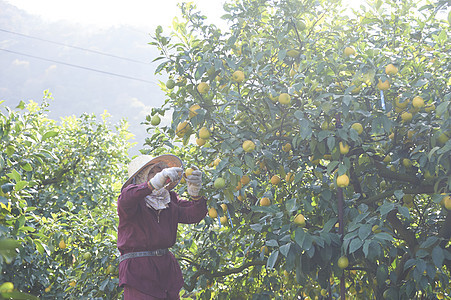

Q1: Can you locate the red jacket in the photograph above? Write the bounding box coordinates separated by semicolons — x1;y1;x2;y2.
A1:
117;182;207;298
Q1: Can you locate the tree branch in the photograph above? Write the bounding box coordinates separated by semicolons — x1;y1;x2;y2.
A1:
386;209;418;251
362;185;436;205
373;161;421;185
38;157;81;187
181;258;266;292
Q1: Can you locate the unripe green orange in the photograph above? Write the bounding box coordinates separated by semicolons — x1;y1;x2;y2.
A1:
377;78;390;91
337;256;349;269
351;123;363;135
294;213;305;226
401;112;412;122
150;115;161;126
278;93;291;105
339;142;350;154
208;207;218;218
198;126;211;139
220;216;228;225
189;104;201;118
343;47;356;56
270;175;281;185
336;174;350;187
412;96;425;108
214;178;226;189
242;140;256;152
260;197;271;206
197;82;210;94
232;70;245;83
166;79;176;89
385;64;398;75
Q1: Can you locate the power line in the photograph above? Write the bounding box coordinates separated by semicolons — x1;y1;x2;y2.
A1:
0;28;150;65
0;48;156;84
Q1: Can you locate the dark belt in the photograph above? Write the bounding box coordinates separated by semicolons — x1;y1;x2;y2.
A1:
119;249;169;263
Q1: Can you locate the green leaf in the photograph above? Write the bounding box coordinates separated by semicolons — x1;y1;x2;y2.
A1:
250;223;262;232
0;239;20;251
1;291;39;300
224;188;234;202
327;136;335;152
266;240;278;247
42;130;59;141
321;218;338;233
318;130;330;142
432;194;445;204
343;95;353;106
374;232;393;242
293;171;304;183
337;163;348;176
420;236;438;249
7;169;21;183
99;278;109;291
428;146;440;160
229;167;243;176
404;258;417;271
250;205;279;214
19;226;35;232
14;181;28;191
363;240;371;257
34;239;45;254
20;163;33;172
394;190;404;200
244;154;254;168
303;233;313;251
379;202;395;216
1;183;14;193
278;49;287;61
376;264;389;284
16;100;25;109
279;243;291;257
349;238;363;254
267;250;279;269
436;102;448;117
358;224;372;240
398;206;410;219
294;228;306;248
414;79;427;87
431;246;444;268
285;198;297;213
326;161;339;174
298;118;312;139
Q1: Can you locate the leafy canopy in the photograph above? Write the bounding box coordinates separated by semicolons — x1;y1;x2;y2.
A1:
149;0;451;298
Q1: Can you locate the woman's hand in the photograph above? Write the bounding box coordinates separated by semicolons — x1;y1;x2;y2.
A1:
149;167;182;190
185;166;202;197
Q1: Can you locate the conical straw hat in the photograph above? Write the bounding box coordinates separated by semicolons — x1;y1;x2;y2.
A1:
121;154;183;191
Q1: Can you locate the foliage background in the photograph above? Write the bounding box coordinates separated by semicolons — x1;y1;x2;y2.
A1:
148;0;451;299
0;0;450;299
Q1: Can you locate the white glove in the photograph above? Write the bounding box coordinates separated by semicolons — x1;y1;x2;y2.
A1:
150;167;182;190
186;167;202;197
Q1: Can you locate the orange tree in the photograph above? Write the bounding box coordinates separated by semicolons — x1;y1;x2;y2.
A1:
148;0;451;299
0;94;131;299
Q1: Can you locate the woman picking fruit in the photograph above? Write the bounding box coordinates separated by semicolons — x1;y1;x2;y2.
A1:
117;154;207;299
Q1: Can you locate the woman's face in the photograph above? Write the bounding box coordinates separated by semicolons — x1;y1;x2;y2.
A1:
146;162;169;182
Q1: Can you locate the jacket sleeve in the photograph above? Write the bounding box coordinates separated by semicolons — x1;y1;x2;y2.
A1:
173;193;207;224
117;182;152;220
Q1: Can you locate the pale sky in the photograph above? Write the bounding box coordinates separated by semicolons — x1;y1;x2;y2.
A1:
3;0;370;30
3;0;228;30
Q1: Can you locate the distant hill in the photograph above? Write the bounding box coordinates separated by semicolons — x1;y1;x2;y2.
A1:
0;0;170;155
